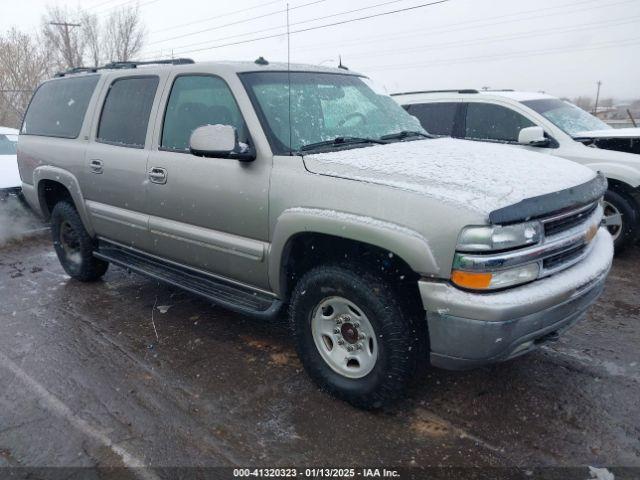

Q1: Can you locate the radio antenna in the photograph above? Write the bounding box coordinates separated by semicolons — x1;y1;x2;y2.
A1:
287;3;293;156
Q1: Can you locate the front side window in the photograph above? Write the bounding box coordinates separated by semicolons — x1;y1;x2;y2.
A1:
22;75;99;139
465;103;535;143
241;72;424;154
97;76;159;148
162;75;248;152
0;134;18;155
406;102;458;137
522;98;611;136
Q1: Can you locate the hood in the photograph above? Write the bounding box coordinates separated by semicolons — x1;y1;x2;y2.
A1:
573;128;640;155
573;128;640;139
303;138;596;216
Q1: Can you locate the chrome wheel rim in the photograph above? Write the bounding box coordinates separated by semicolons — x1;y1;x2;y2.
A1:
602;201;623;241
311;296;378;379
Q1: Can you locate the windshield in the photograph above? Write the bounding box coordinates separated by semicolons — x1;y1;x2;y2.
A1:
240;71;425;154
0;134;18;155
522;98;611;136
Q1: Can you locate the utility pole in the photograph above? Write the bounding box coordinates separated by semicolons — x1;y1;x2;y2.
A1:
49;21;82;69
593;80;602;116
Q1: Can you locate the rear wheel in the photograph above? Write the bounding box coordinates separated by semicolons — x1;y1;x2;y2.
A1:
290;264;420;409
603;188;639;254
51;201;108;281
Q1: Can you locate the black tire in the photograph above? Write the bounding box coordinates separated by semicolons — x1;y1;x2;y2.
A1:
290;264;420;409
50;201;108;281
603;188;639;254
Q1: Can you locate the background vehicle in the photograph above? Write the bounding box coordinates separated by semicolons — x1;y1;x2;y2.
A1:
0;126;20;200
394;90;640;252
17;60;613;408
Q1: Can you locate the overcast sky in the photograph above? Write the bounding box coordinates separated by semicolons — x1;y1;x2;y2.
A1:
2;0;639;99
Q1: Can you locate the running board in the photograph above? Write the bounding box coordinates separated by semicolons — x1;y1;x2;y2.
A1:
94;243;283;319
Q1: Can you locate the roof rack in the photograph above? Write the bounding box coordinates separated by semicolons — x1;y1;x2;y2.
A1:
54;58;195;77
390;89;479;96
54;67;98;78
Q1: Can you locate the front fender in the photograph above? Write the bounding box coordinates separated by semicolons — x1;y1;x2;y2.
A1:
268;208;439;297
585;162;640;188
33;166;95;235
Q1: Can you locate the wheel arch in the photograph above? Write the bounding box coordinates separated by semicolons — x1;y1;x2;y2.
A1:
34;166;95;235
269;208;439;299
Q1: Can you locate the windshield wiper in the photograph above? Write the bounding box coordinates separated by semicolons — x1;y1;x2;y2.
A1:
380;130;434;141
299;136;387;152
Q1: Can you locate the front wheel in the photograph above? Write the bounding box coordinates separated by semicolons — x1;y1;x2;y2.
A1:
51;201;108;281
290;264;420;409
602;189;639;254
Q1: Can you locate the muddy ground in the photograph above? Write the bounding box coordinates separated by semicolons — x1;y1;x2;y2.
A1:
0;199;638;479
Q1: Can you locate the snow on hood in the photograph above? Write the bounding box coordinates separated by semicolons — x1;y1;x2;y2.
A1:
303;138;595;215
573;128;640;139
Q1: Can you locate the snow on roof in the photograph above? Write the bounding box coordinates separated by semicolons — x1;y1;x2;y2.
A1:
480;91;560;102
394;90;557;103
0;126;19;135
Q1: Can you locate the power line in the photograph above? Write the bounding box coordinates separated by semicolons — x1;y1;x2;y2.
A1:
141;0;406;58
146;0;328;46
359;37;640;71
94;0;161;15
144;0;450;58
294;0;636;53
85;0;122;11
149;0;284;36
315;15;640;61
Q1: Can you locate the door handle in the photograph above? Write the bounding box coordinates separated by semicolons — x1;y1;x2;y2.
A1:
148;167;167;184
89;159;103;174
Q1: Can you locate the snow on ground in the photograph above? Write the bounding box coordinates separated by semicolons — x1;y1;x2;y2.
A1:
304;138;595;214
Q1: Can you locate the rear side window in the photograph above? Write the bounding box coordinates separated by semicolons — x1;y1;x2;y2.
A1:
21;76;99;139
97;76;159;148
465;103;534;143
405;102;458;137
162;75;248;152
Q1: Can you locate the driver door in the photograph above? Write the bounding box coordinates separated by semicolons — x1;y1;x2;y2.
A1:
145;73;271;289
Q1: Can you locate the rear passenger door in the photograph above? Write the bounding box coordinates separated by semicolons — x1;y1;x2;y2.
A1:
83;75;163;251
404;102;461;137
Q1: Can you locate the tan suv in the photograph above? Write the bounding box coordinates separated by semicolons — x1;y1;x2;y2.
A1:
18;59;613;408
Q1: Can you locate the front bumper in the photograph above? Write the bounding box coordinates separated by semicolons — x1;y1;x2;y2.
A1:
420;228;613;370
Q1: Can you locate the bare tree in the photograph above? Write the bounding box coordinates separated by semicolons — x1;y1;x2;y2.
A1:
0;28;52;128
42;6;84;70
81;12;102;68
104;6;146;63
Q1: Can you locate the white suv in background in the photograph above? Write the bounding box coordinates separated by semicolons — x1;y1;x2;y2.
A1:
0;126;21;199
393;90;640;252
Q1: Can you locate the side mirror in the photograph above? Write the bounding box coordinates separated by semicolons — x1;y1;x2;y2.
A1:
189;124;256;161
518;126;549;147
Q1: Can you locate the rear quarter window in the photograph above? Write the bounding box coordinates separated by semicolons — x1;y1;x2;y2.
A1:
21;75;100;139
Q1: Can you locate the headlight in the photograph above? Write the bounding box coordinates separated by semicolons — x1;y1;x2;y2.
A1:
451;263;540;290
457;222;542;252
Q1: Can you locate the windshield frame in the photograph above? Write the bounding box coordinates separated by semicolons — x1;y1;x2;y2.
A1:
521;98;612;137
239;70;426;155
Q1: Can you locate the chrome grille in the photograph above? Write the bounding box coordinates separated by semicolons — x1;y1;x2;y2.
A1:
543;202;598;237
453;202;603;279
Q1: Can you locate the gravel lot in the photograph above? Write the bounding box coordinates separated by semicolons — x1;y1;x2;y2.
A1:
0;200;638;479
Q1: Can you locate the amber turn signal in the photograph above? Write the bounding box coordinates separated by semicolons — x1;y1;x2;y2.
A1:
451;270;493;290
